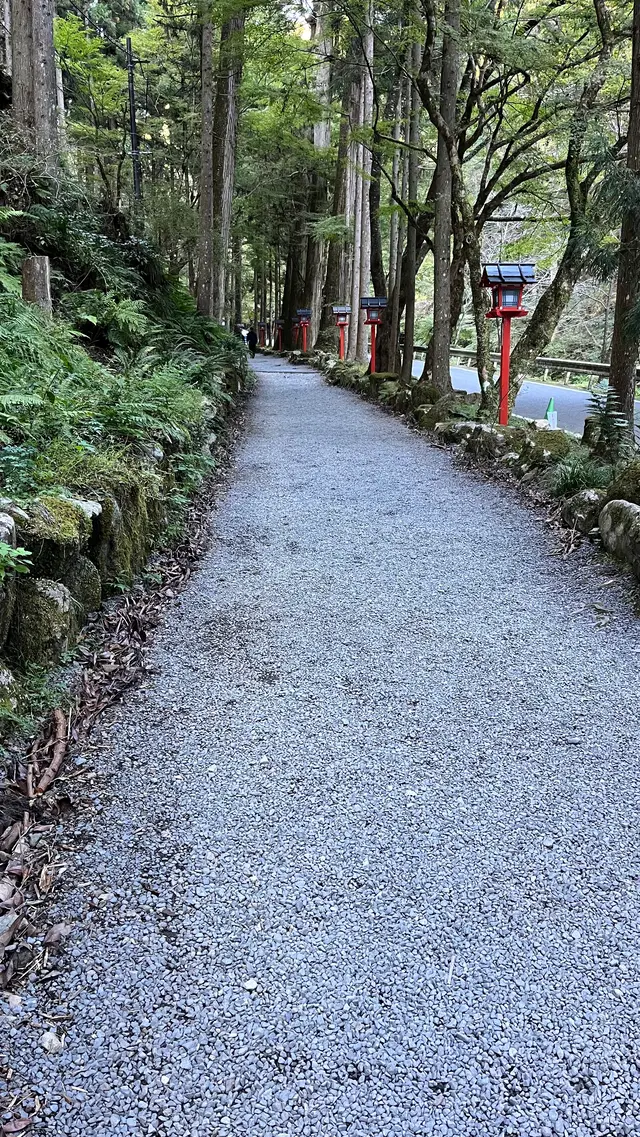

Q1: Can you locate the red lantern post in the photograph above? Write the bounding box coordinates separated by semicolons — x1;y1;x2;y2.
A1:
275;319;284;352
332;305;351;360
360;297;388;374
482;264;535;426
292;316;300;349
297;308;312;353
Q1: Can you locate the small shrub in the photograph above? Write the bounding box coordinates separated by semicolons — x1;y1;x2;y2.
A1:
0;541;31;580
549;450;613;497
587;388;635;462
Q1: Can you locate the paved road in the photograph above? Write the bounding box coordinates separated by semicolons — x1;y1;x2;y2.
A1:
9;355;640;1137
412;361;594;434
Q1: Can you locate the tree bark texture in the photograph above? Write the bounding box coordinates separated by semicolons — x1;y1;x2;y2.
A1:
431;0;459;395
210;10;245;323
319;76;354;339
608;0;640;424
196;12;214;316
400;43;421;383
11;0;57;162
22;254;51;312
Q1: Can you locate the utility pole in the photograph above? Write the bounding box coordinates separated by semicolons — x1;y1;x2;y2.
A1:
126;37;142;201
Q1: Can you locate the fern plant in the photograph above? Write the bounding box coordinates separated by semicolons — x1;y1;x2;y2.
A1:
586;387;635;462
60;289;149;350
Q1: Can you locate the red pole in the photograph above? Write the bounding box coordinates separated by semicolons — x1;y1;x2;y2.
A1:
498;315;511;426
339;324;345;360
302;323;308;352
277;327;282;351
370;324;377;375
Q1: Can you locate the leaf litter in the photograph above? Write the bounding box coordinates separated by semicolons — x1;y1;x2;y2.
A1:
0;403;246;1132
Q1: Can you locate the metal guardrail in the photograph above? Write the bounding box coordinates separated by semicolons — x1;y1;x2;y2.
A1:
413;343;640;379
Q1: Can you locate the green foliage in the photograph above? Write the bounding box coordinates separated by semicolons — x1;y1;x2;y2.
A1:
587;388;635;462
60;290;149;349
0;542;31;580
0;445;39;496
550;451;613;497
378;379;415;414
0;662;68;737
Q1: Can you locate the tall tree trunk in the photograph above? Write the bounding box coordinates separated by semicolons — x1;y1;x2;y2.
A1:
233;232;242;326
388;78;404;295
608;0;640;425
369;155;385;297
347;77;364;360
305;5;331;345
509;239;583;398
196;10;214;315
356;18;374;363
282;230;306;348
2;0;12;76
11;0;57;163
431;0;459;395
401;44;421;382
378;156;435;374
421;205;464;380
210;9;245;323
319;78;353;341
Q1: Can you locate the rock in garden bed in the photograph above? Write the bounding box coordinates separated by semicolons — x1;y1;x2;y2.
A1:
599;499;640;578
561;489;606;534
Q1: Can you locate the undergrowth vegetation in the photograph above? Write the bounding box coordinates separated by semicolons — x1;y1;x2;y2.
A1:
0;145;250;738
0;143;248;526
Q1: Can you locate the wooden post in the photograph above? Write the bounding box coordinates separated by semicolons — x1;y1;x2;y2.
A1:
22;255;52;313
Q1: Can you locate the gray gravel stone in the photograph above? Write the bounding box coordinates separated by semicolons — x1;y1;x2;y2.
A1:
6;356;640;1136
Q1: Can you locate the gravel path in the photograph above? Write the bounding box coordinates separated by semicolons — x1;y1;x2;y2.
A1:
4;355;640;1137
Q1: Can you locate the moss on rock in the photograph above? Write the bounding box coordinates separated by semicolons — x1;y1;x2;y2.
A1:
599;499;640;578
561;489;606;534
417;391;481;431
87;481;157;593
17;496;93;579
433;420;476;444
604;459;640;507
8;579;81;667
527;430;574;467
62;555;102;618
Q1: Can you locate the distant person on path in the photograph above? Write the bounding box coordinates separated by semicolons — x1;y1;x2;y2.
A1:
246;326;258;358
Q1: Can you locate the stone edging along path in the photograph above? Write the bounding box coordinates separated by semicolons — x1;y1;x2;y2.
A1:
277;347;640;592
0;392;250;1006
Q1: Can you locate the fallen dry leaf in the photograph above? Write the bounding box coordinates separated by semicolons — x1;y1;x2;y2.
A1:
2;1117;33;1133
43;922;72;947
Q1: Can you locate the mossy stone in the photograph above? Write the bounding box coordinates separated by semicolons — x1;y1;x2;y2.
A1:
17;496;92;578
62;555;102;618
412;383;441;406
528;430;574;467
465;424;509;459
599;499;640;578
8;579;81;667
420;394;458;430
414;404;435;430
561;489;606;534
604;458;640;507
87;482;154;593
433;420;476;444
